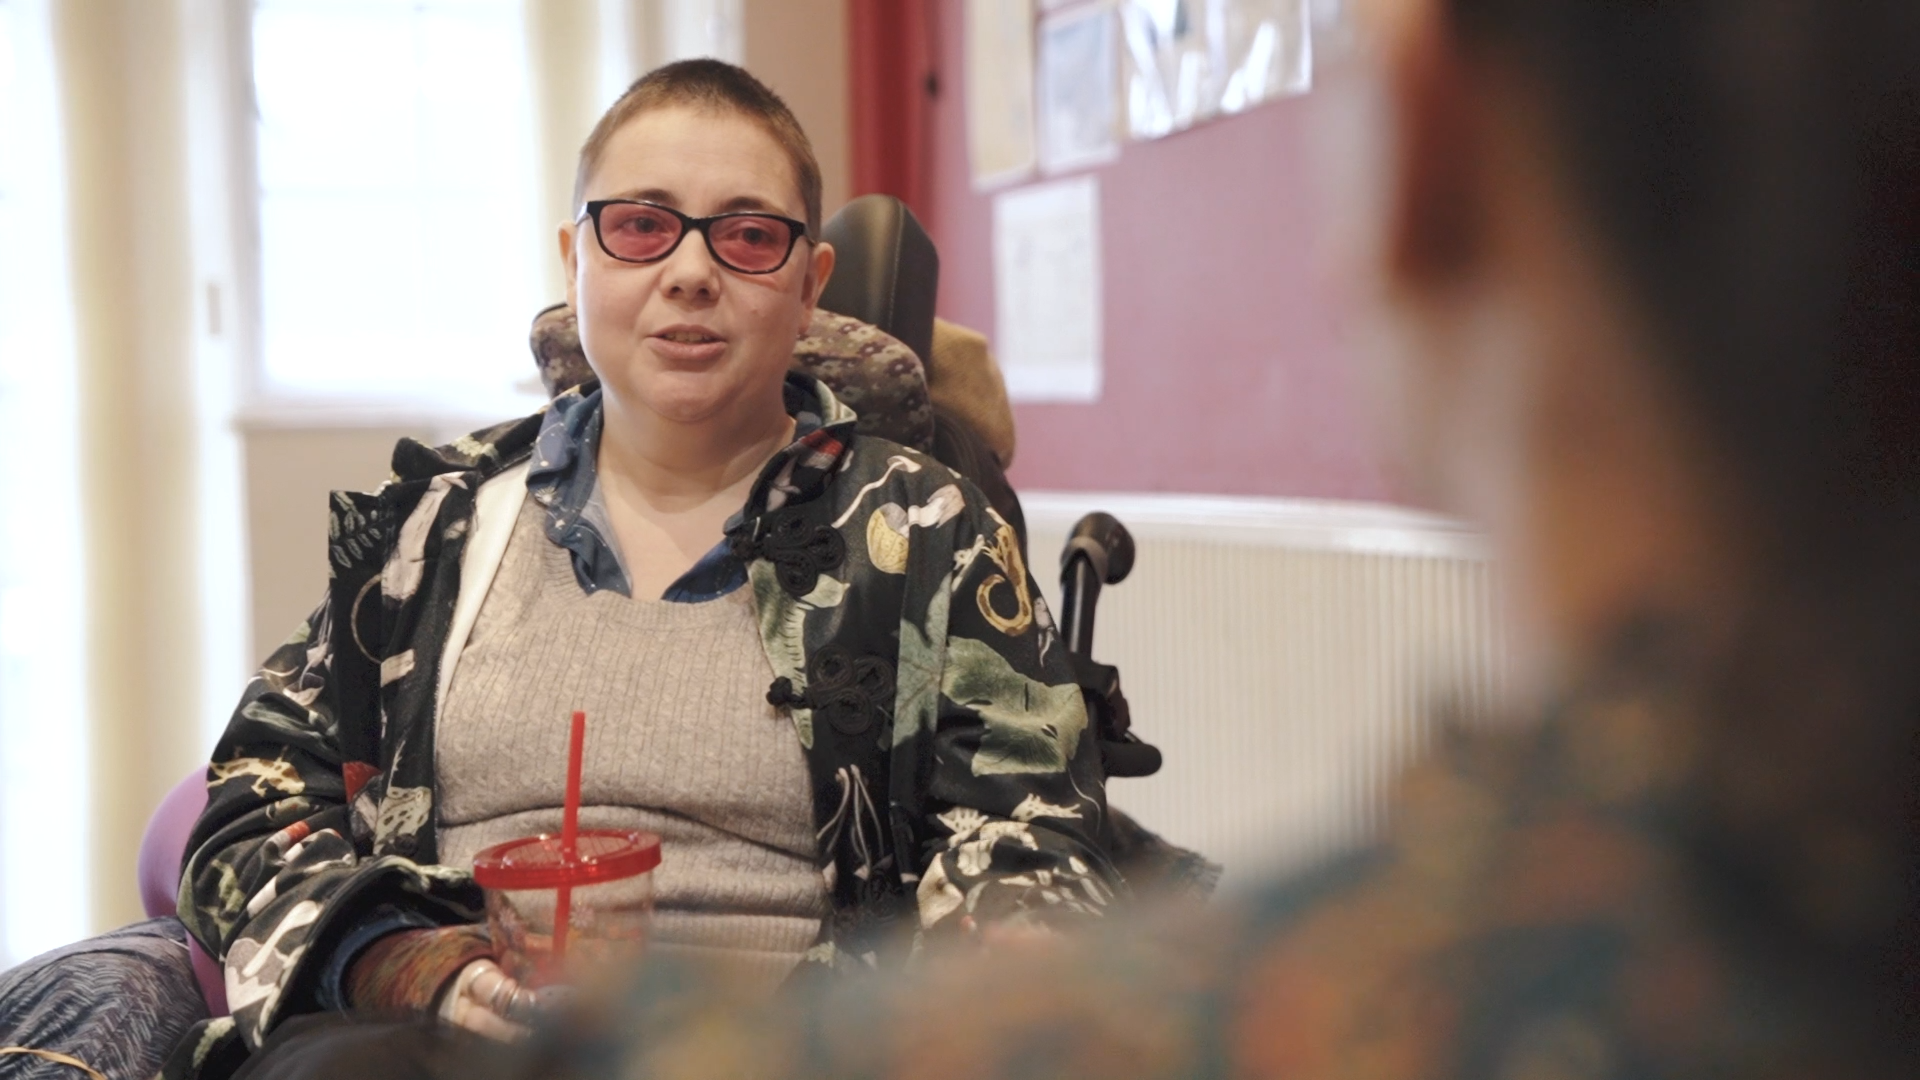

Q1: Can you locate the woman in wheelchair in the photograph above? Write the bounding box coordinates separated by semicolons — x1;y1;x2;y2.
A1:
0;59;1119;1079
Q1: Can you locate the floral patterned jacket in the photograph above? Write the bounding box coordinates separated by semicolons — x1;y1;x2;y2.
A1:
169;376;1118;1074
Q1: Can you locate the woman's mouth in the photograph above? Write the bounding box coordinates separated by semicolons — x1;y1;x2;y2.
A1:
648;326;728;364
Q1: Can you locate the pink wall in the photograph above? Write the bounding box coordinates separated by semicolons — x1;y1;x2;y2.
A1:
923;0;1391;501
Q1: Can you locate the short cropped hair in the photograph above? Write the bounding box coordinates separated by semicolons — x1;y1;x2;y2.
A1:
573;58;824;236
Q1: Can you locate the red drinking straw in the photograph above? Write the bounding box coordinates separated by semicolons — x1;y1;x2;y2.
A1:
553;709;586;964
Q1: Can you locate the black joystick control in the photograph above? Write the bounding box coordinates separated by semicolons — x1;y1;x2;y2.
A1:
1058;513;1160;778
1059;513;1133;657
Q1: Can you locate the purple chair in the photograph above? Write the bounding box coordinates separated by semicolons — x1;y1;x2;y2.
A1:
136;769;228;1015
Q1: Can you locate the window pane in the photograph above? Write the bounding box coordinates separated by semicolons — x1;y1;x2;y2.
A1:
0;0;92;966
252;0;542;403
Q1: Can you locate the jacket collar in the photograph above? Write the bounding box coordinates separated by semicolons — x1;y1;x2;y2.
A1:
392;372;860;506
389;411;545;485
742;374;860;518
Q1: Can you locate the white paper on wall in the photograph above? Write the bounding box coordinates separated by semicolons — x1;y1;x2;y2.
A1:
1037;2;1122;174
1310;0;1355;62
1121;0;1314;139
1120;0;1210;140
1216;0;1312;114
965;0;1039;190
993;176;1103;402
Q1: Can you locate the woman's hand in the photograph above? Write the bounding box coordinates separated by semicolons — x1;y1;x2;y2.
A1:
345;924;504;1029
438;958;535;1042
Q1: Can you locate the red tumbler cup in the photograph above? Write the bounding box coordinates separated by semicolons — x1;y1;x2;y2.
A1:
472;829;661;989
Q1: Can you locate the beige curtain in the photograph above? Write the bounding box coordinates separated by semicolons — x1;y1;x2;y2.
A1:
526;0;616;305
50;0;237;935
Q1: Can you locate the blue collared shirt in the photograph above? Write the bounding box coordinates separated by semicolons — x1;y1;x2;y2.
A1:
526;379;826;601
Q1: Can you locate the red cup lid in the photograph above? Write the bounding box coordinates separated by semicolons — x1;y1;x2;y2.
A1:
471;829;661;890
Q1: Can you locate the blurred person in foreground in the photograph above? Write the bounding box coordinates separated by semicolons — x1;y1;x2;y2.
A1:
474;0;1917;1075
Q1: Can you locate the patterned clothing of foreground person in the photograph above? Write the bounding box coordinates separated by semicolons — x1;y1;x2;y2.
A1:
532;628;1918;1080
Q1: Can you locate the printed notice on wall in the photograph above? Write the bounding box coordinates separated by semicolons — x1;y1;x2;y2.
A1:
993;175;1103;402
1121;0;1209;139
1037;2;1121;175
966;0;1039;189
1122;0;1313;140
1216;0;1313;115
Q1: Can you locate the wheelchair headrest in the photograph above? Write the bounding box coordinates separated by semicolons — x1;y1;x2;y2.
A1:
816;195;941;370
528;303;935;451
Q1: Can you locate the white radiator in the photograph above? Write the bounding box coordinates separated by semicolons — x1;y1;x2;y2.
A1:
1022;493;1507;891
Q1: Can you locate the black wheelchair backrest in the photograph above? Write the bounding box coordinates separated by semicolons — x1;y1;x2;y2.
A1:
816;195;940;370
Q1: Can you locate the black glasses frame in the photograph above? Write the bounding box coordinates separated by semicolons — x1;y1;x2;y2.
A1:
577;199;811;275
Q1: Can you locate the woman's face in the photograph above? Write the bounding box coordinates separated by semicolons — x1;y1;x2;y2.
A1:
561;106;833;428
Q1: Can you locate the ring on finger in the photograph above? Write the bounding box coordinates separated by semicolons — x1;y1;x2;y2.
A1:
487;974;518;1016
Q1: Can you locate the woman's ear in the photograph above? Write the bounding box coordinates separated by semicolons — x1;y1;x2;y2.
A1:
1385;3;1490;299
799;240;836;332
558;221;580;311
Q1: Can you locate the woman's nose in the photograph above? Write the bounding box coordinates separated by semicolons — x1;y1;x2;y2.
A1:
658;228;721;300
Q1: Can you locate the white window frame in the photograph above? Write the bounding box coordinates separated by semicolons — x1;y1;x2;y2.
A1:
0;0;91;968
226;0;747;432
224;0;552;430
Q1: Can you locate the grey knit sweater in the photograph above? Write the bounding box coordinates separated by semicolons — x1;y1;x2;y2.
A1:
435;498;829;987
